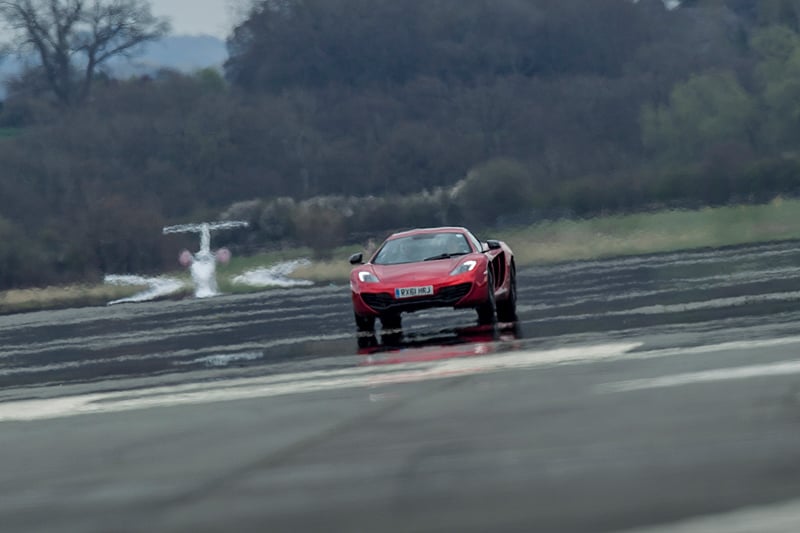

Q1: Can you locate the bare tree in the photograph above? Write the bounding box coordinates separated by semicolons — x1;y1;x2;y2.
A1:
0;0;169;106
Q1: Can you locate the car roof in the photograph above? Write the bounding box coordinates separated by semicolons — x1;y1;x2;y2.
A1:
386;227;470;240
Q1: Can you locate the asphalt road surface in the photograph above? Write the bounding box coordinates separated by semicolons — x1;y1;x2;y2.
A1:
3;241;800;532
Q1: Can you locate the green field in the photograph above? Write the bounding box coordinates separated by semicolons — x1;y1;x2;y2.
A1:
3;198;800;314
499;198;800;266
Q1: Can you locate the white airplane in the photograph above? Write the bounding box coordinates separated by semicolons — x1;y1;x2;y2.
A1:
163;221;249;298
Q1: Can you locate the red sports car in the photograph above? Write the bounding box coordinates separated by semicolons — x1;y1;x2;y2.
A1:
349;226;517;333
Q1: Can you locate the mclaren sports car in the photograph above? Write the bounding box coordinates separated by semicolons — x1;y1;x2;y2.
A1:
349;227;517;332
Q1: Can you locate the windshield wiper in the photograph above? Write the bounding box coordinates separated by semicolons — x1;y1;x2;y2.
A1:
423;252;469;261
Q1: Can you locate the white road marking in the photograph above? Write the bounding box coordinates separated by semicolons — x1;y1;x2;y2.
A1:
602;360;800;393
0;333;353;377
525;266;800;305
5;333;800;420
624;335;800;360
598;335;800;393
183;352;265;367
527;290;800;323
0;342;640;422
618;498;800;533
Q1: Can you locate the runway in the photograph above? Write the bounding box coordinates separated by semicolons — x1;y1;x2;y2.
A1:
2;241;800;532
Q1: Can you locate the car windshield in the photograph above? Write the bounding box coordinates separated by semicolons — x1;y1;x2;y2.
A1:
373;232;472;265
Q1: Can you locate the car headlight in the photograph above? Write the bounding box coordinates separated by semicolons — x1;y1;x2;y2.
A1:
450;260;477;276
358;271;380;283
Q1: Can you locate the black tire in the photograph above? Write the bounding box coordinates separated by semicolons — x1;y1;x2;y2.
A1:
355;314;377;349
380;313;402;331
380;313;402;345
476;271;497;325
357;333;378;349
496;265;517;322
355;313;375;333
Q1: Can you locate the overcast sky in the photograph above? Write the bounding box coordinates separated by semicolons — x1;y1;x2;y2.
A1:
0;0;243;40
150;0;245;38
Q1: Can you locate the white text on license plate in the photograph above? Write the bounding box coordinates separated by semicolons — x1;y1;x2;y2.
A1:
395;286;434;299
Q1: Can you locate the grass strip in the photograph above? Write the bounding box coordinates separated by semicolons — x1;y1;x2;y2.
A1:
502;198;800;265
0;284;147;314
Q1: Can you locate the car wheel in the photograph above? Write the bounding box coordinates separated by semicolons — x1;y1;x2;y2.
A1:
380;313;402;331
496;264;517;322
380;313;402;345
476;271;497;325
355;313;377;348
355;313;375;332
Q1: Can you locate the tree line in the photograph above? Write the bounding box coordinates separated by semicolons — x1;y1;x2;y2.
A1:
1;0;800;287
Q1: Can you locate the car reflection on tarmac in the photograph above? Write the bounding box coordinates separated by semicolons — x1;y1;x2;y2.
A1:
357;322;523;365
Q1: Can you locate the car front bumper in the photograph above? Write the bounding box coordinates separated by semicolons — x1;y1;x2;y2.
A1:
352;276;489;317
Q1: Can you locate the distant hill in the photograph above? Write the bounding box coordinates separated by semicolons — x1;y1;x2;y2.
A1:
0;35;228;97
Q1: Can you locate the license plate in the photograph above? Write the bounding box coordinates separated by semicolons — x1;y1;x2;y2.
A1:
394;286;434;299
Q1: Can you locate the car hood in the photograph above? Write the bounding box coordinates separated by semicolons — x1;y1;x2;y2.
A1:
371;258;469;283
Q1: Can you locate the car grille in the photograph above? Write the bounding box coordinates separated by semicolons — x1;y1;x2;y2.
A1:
361;283;473;312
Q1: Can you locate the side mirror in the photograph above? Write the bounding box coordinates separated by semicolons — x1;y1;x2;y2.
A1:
486;240;502;250
349;252;364;265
